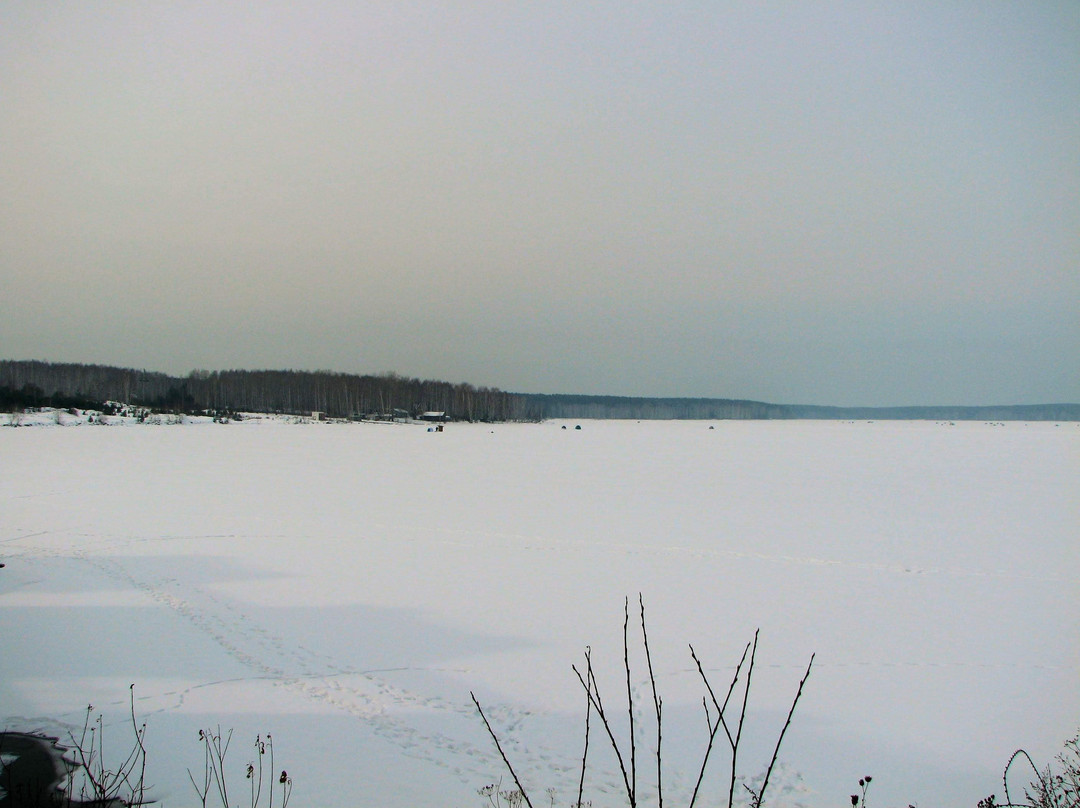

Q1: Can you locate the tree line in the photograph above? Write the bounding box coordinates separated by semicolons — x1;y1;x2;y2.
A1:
0;361;518;421
0;361;784;421
3;360;1077;421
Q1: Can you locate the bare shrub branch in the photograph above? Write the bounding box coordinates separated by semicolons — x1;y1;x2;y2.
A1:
623;597;637;808
471;692;536;808
756;653;815;806
639;595;662;808
576;647;593;808
475;597;815;808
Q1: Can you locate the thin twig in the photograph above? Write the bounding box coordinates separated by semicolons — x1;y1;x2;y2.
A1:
693;640;749;747
572;661;634;805
576;648;593;808
756;653;814;805
471;692;536;808
128;684;148;806
688;695;721;808
688;641;749;808
253;735;265;808
209;726;233;808
623;597;637;808
639;595;662;808
70;708;103;802
268;733;276;808
1003;748;1041;808
188;731;212;808
728;630;759;808
98;713;108;799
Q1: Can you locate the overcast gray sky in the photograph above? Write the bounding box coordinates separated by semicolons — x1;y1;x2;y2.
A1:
2;2;1077;406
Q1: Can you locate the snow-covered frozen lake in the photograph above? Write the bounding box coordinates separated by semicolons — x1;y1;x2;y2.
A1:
2;418;1077;807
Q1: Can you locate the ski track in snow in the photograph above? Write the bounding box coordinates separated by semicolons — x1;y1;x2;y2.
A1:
4;533;724;797
5;524;1066;801
4;526;1067;678
7;538;570;790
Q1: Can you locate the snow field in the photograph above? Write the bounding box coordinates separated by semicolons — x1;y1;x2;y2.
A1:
1;418;1077;806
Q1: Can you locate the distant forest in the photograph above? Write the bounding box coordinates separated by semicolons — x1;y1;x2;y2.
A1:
0;360;518;421
2;360;1078;421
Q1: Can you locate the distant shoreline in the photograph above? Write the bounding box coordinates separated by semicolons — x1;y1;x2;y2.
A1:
3;359;1078;422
